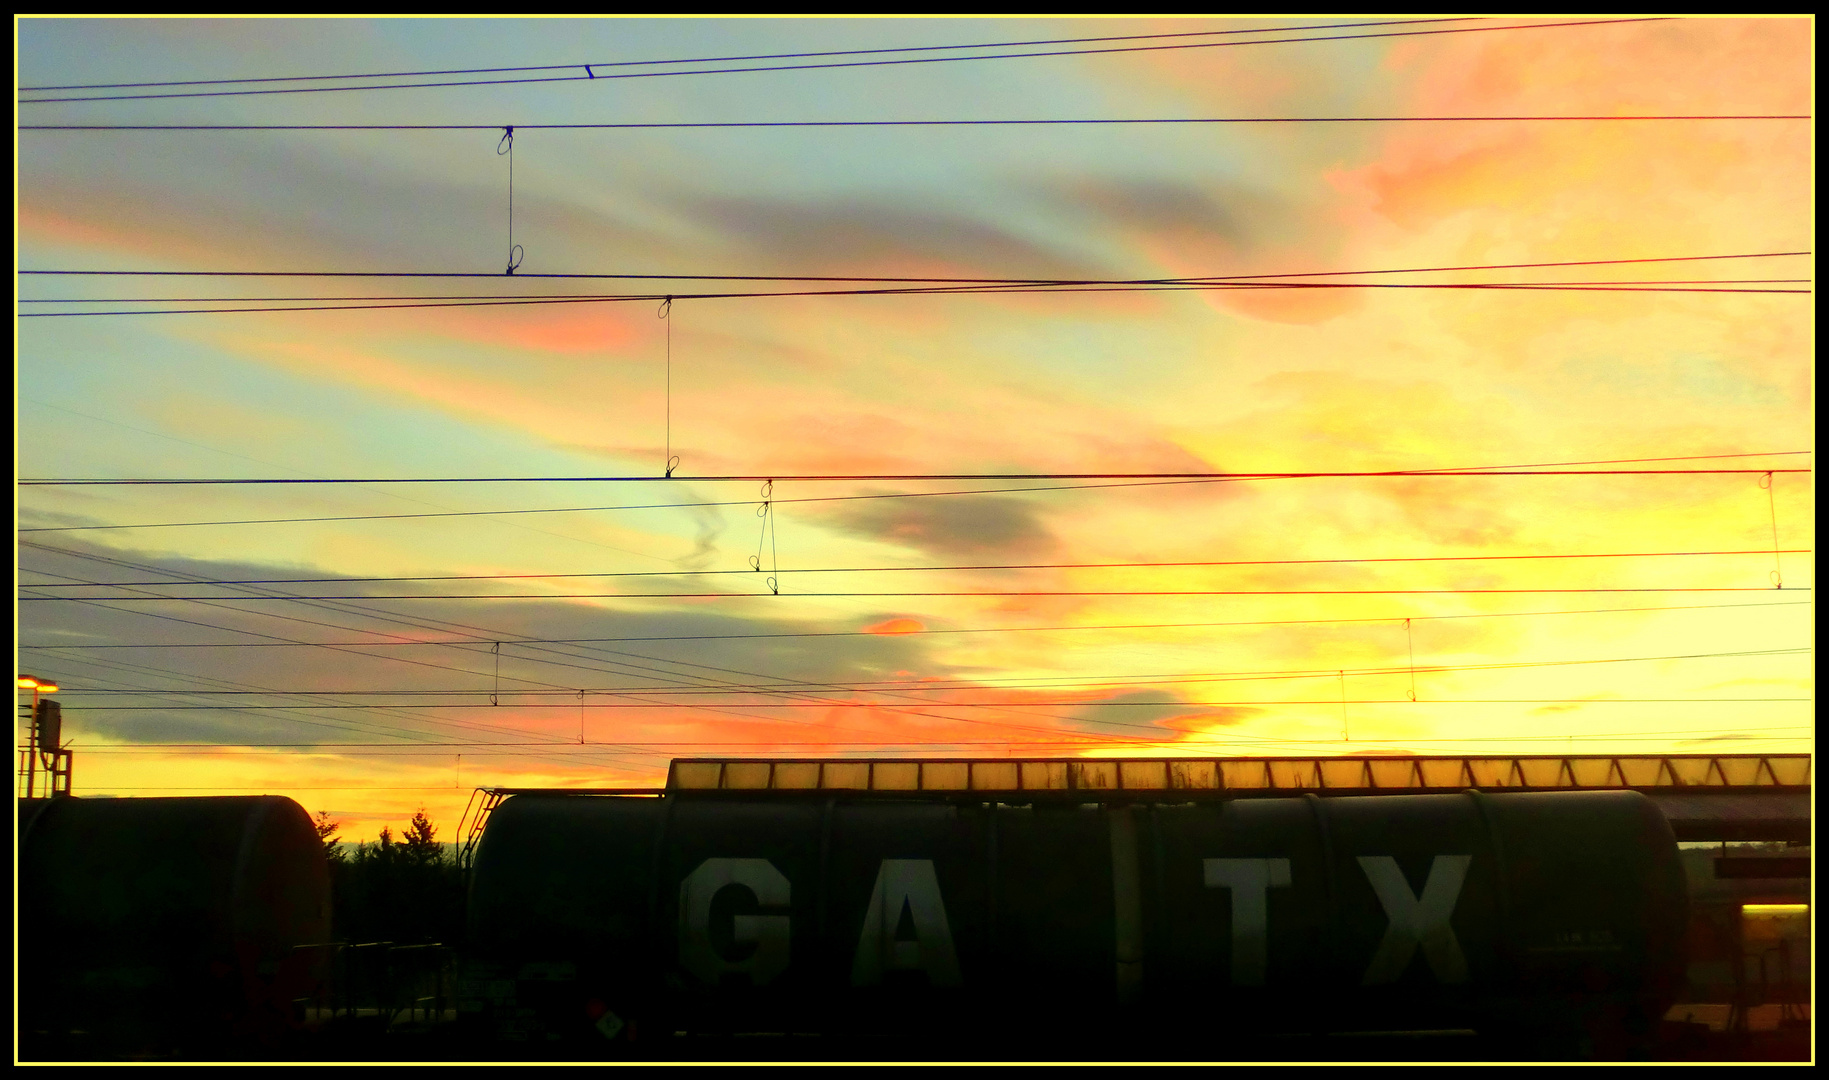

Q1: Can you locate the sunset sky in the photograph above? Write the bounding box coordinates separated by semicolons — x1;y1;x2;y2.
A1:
15;17;1813;836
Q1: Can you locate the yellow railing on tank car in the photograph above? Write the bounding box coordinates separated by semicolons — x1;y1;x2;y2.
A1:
664;753;1811;796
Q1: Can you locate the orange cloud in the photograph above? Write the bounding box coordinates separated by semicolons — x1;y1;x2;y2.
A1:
866;617;926;635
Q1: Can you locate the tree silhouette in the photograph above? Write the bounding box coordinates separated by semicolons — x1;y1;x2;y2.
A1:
314;810;345;863
328;813;463;945
403;807;439;865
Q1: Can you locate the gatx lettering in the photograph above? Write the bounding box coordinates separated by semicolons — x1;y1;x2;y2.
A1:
851;859;962;987
678;857;792;985
1203;858;1293;986
1358;854;1472;985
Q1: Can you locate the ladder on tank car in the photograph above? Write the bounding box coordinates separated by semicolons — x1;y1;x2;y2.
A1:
456;787;509;872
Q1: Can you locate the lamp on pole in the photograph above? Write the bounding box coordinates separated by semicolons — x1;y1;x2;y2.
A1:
18;675;60;798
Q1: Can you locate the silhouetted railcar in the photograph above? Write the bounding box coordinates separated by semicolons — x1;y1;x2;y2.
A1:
18;796;332;1052
460;788;1688;1053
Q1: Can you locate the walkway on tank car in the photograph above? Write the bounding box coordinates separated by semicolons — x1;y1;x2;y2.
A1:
459;753;1810;866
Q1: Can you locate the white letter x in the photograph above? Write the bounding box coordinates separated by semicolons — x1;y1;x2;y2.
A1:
1357;855;1471;985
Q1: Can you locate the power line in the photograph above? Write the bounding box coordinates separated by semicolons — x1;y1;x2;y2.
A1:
15;568;729;766
18;20;1662;104
20;280;1810;302
24;545;1174;745
19;451;1809;533
29;660;449;744
27;612;828;763
46;647;1817;701
62;701;1813;712
27;650;616;751
14;538;1807;757
22;250;1809;281
0;477;1331;532
59;726;1814;753
14;590;1526;751
53;644;1810;698
20;549;1810;589
61;725;1819;750
18;587;1812;603
17;279;1813;320
18;279;1812;318
19;21;1477;92
25;114;1810;131
17;468;1812;486
26;535;1806;754
15;599;1814;651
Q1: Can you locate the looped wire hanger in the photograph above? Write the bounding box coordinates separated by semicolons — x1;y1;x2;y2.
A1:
498;126;523;274
1338;669;1349;741
659;297;678;477
1404;617;1418;701
750;479;779;593
1759;470;1783;588
491;641;501;705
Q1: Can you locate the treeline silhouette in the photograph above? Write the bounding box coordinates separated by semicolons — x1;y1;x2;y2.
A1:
315;809;464;945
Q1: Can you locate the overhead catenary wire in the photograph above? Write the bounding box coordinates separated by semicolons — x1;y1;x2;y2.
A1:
19;20;1482;92
56;588;1646;756
38;588;1805;745
12;561;780;760
21;59;1807;768
23;546;1188;745
53;699;1811;711
21;530;1807;757
14;280;1814;304
19;549;1812;589
24;251;1809;320
53;644;1811;698
32;594;1806;744
16;599;1813;651
61;702;1815;712
60;725;1820;749
31;660;467;745
16;468;1813;486
19;451;1809;533
18;587;1812;602
23;114;1811;131
26;648;659;762
23;250;1809;281
16;279;1814;319
18;279;1812;317
18;19;1665;103
19;30;1812;770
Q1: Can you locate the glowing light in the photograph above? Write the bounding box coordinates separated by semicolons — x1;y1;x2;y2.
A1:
1742;904;1808;916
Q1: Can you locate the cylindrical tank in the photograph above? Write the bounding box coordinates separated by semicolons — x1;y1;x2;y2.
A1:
19;796;332;1051
463;790;1687;1050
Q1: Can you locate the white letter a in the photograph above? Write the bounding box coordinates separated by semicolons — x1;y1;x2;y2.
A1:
850;859;963;987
